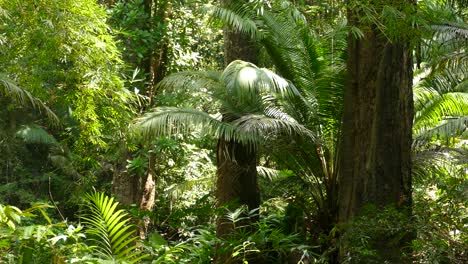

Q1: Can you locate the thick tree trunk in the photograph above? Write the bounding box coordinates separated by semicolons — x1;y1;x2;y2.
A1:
214;1;260;263
112;150;142;205
338;2;414;262
221;0;259;66
216;0;260;226
216;138;260;236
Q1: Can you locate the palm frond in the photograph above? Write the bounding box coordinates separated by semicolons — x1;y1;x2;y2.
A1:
81;191;147;263
156;70;222;97
256;166;282;181
15;125;58;145
414;116;468;147
0;76;59;126
134;106;223;138
165;176;214;200
413;147;468;184
135;105;314;147
418;0;468;73
209;1;264;40
431;22;468;40
414;92;468;132
232;111;316;143
221;60;302;101
259;6;346;133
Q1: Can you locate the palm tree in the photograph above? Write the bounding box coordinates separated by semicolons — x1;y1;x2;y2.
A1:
211;0;347;240
134;60;314;237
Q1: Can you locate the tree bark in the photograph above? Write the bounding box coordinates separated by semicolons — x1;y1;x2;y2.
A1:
216;0;260;221
112;150;142;205
221;0;259;66
214;1;260;263
338;1;414;262
138;152;156;239
216;138;260;236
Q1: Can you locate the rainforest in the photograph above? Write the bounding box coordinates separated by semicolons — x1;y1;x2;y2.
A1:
0;0;466;263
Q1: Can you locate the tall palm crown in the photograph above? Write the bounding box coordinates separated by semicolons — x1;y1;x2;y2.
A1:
135;60;313;146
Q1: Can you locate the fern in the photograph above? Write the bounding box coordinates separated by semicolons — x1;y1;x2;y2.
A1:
81;191;147;263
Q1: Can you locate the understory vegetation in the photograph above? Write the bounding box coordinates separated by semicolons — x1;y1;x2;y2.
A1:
0;0;466;263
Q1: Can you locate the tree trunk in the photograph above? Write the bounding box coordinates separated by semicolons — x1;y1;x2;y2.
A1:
138;152;156;239
216;138;260;236
216;0;260;219
214;1;260;263
221;0;259;66
112;150;142;205
113;0;170;211
338;2;413;262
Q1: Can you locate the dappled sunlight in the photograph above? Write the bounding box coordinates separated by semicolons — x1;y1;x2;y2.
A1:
237;66;258;90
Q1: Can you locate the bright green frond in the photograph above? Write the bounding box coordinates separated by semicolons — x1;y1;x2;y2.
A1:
414;116;468;147
134;106;223;139
431;22;468;41
221;60;302;104
156;70;222;97
232;110;316;142
414;92;468;132
82;191;147;262
209;2;264;40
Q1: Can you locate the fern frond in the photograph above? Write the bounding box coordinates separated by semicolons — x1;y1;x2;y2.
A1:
222;60;302;101
256;166;281;181
232;112;316;143
209;2;264;40
82;191;147;263
156;70;222;96
431;22;468;40
414;92;468;132
413;147;468;184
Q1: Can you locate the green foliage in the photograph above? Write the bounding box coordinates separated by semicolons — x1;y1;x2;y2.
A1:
0;203;94;264
213;0;346;244
0;0;135;163
0;204;22;230
340;205;413;264
412;147;467;263
146;206;312;264
0;76;59;126
0;0;466;263
134;60;314;147
82;191;147;263
109;0;223;95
